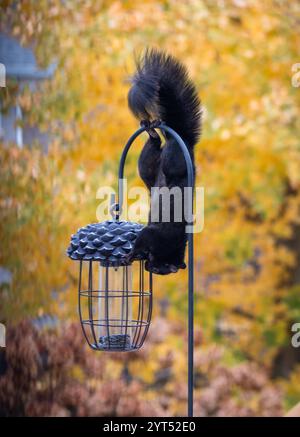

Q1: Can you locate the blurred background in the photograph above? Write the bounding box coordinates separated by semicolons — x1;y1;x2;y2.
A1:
0;0;300;417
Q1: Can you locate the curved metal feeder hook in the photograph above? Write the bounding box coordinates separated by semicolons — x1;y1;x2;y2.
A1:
116;122;195;417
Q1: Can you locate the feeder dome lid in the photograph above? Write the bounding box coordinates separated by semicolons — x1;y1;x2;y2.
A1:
67;220;144;266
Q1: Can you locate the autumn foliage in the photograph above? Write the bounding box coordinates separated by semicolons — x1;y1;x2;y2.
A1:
0;320;283;417
0;0;300;416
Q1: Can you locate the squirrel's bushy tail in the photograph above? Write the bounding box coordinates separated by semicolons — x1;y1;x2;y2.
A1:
128;48;201;147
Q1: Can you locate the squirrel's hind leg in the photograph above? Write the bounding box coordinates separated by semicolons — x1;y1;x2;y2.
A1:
138;134;162;191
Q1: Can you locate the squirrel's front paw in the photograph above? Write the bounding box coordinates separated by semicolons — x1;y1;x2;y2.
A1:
125;248;149;264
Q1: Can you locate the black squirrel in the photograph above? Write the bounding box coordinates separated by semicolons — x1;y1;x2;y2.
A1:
127;49;201;275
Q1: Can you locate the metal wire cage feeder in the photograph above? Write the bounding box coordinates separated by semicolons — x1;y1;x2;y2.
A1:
67;121;196;415
67;220;152;352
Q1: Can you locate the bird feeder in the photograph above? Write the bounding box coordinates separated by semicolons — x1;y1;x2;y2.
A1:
67;121;196;416
67;220;152;351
